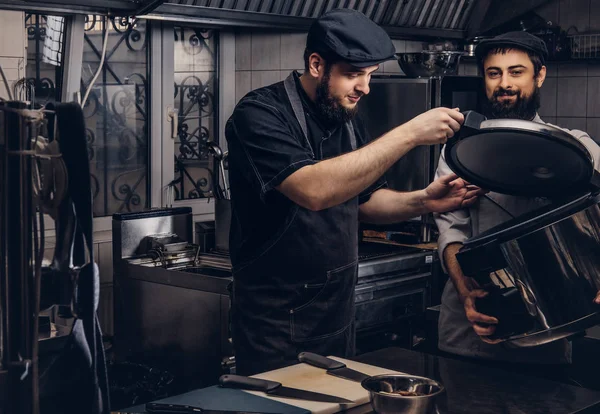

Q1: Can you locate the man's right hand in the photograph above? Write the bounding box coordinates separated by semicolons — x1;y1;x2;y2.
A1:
405;107;464;146
459;277;499;339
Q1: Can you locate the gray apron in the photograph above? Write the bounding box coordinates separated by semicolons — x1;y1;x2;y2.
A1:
231;73;359;376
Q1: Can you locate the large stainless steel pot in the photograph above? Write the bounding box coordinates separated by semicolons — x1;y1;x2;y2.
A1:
445;111;600;346
457;192;600;346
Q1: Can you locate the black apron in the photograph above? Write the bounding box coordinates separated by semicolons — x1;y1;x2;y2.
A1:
232;73;359;376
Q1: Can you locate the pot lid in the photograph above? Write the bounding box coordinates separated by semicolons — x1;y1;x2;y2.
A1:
445;111;595;197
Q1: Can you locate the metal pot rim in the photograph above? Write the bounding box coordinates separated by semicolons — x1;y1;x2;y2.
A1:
361;374;446;399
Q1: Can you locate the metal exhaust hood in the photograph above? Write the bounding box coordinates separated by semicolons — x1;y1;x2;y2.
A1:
148;0;479;39
0;0;552;41
0;0;477;39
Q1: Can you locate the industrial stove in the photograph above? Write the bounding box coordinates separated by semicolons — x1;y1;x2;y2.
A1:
356;242;438;354
113;208;437;390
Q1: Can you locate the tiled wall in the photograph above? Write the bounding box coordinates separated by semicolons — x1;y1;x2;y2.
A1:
234;30;480;106
0;11;26;99
535;0;600;139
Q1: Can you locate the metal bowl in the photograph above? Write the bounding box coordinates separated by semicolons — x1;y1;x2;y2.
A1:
361;374;446;414
397;51;465;78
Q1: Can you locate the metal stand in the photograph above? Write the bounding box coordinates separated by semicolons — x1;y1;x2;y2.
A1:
1;101;43;414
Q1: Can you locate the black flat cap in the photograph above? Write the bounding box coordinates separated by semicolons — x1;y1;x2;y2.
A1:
306;8;396;67
475;31;549;64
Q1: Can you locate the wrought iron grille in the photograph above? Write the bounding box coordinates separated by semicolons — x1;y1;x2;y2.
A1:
173;27;219;201
81;16;149;217
23;14;64;105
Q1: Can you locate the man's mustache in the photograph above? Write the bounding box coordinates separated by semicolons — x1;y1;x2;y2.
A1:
493;88;519;98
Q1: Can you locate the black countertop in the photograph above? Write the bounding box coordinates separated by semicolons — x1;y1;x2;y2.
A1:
355;347;600;414
117;346;600;414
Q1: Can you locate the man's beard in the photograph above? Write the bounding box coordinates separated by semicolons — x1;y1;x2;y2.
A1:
315;69;359;124
481;83;541;120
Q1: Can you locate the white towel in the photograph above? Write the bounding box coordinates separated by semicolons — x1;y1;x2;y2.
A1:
42;16;65;67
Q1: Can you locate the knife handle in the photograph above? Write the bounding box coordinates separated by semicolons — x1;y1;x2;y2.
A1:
298;352;346;370
219;375;281;392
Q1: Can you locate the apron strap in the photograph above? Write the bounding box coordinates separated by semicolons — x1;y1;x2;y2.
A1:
284;71;357;154
284;72;314;157
345;121;357;151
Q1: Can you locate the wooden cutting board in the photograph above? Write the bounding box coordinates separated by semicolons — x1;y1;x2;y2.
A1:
246;356;404;414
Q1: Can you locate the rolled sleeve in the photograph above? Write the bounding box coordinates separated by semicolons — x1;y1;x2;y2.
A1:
573;131;600;172
545;121;600;173
433;147;472;272
226;98;316;198
359;178;388;204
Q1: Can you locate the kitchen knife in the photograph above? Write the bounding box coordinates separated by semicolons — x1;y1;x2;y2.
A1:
145;402;266;414
298;352;370;383
218;374;353;404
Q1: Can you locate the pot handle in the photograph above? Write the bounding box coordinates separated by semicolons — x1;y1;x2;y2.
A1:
448;110;486;145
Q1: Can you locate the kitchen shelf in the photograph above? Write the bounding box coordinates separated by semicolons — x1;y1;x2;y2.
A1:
570;33;600;60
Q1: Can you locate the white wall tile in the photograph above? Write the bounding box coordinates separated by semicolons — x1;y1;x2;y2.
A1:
405;41;424;53
557;61;588;77
235;32;252;71
586;77;600;116
251;32;281;70
586;118;600;143
0;57;24;99
392;39;406;54
98;242;113;284
539;77;558;117
251;70;280;90
279;70;295;82
587;62;600;76
382;59;403;74
557;77;588;117
0;11;25;58
235;70;252;103
280;32;306;70
556;117;588;131
545;64;558;77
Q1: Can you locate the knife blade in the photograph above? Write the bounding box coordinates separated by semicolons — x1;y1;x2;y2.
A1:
144;402;265;414
218;374;353;404
298;352;370;383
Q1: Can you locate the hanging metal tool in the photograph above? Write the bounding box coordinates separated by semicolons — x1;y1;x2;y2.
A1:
206;141;230;200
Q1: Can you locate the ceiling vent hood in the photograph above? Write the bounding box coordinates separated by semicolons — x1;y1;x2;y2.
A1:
0;0;552;41
149;0;477;39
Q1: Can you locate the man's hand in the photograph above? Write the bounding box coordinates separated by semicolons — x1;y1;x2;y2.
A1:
423;173;487;213
594;291;600;304
404;107;464;146
459;277;500;343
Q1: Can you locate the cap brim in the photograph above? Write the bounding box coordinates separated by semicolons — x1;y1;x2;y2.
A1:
475;40;546;62
347;55;397;68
